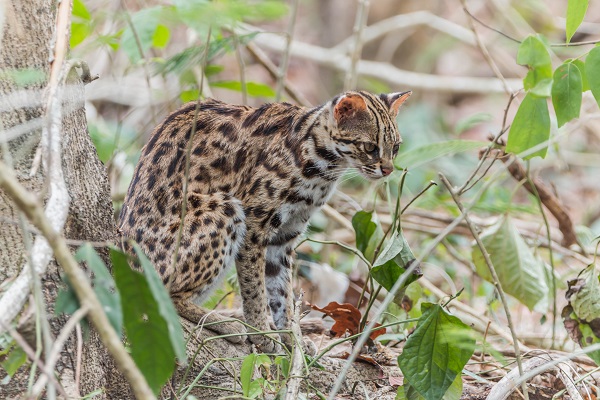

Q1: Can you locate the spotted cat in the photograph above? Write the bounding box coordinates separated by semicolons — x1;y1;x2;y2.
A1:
119;90;411;352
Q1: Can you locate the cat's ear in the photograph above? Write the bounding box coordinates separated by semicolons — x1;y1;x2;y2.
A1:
382;91;412;116
333;93;367;125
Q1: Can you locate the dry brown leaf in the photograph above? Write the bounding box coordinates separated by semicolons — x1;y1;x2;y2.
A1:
310;301;386;340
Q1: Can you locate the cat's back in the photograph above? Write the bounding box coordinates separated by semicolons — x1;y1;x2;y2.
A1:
120;98;305;231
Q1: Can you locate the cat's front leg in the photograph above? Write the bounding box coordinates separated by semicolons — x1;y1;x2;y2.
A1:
265;245;294;346
236;229;281;353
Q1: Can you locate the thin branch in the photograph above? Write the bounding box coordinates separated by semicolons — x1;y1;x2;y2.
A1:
238;24;522;94
246;42;311;107
31;305;90;397
460;0;513;95
0;162;156;399
275;0;300;101
345;0;370;90
466;7;600;47
232;32;247;104
284;291;305;400
439;173;529;400
1;326;69;398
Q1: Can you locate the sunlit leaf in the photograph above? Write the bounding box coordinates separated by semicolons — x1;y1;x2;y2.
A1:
240;353;257;398
471;216;549;312
505;92;550;159
566;0;589;44
152;24;170;49
586;47;600;108
398;303;474;400
552;62;582;127
211;80;275;98
0;345;27;377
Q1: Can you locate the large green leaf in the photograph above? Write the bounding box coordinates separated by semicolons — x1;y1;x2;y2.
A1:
71;0;91;48
551;62;582;128
471;216;549;312
1;345;27;377
352;210;384;261
517;36;552;95
586;47;600;108
505;92;550;159
566;0;589;44
397;374;462;400
75;244;123;335
111;249;176;395
398;303;475;400
132;244;187;363
395;140;485;170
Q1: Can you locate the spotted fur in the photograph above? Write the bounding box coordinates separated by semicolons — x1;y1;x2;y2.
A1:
119;90;411;351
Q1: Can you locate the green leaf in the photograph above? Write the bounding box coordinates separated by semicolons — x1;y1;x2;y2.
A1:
75;244;123;335
454;113;492;135
395;140;485;170
73;0;91;20
352;211;384;261
505;92;550;159
180;89;200;103
111;249;176;395
471;216;549;312
240;353;257;397
152;25;170;49
131;244;187;363
586;47;600;108
1;345;27;377
374;232;404;267
397;374;462;400
566;0;589;43
552;62;582;128
398;303;475;400
517;36;552;94
211;81;275;98
571;59;590;91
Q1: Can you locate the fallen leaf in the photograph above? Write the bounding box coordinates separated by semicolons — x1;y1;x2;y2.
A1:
310;301;386;340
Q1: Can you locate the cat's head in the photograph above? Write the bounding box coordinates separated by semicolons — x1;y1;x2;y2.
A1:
328;90;411;180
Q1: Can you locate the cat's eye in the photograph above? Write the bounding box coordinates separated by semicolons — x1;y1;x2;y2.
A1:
393;144;400;155
364;143;377;154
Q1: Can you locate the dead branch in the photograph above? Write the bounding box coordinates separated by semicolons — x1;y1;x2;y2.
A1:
237;24;522;94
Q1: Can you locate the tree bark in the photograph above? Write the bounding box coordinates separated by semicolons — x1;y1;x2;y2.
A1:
0;0;114;396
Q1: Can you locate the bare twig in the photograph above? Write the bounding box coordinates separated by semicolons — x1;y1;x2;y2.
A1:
1;325;69;398
460;0;513;94
345;0;370;90
31;305;89;397
275;0;300;101
284;291;305;400
466;7;600;47
0;162;156;399
439;173;529;400
246;42;311;107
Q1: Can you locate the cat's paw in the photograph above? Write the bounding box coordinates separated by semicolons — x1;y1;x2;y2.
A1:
249;332;282;353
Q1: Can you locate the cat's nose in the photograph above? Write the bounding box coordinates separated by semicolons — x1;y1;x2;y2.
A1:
381;165;393;176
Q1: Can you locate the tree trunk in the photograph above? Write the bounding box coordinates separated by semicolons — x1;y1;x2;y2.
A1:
0;0;114;396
